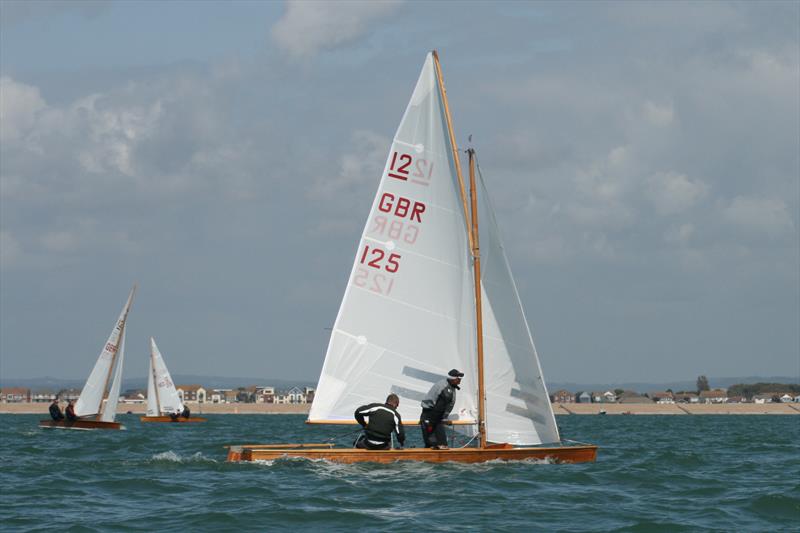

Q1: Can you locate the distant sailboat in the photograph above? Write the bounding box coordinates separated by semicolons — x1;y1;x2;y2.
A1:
40;286;135;430
227;51;596;463
140;337;206;423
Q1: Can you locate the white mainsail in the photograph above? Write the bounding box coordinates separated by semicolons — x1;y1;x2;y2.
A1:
476;164;560;445
309;53;478;424
75;286;136;418
146;337;183;416
100;327;125;423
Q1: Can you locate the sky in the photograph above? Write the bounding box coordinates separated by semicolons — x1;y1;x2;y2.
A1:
1;0;798;386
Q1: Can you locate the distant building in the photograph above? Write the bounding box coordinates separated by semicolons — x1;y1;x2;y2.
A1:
56;388;81;402
210;389;233;404
674;392;699;404
576;391;592;404
779;394;793;403
255;386;275;403
286;387;306;404
617;391;650;404
648;391;675;404
177;385;206;403
591;391;616;403
0;387;30;403
31;389;57;403
753;393;775;404
304;387;315;403
550;390;574;404
699;389;728;404
122;390;146;404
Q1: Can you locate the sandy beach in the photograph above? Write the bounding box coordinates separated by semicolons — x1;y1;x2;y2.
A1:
3;402;798;415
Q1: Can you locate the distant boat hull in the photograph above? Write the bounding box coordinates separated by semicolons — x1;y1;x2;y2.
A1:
39;419;123;431
226;443;598;464
139;416;207;423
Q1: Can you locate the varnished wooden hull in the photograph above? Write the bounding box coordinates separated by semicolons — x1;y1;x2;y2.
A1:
39;419;123;431
226;443;597;464
139;416;207;423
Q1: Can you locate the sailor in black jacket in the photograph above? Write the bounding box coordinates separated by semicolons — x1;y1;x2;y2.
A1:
354;393;405;450
419;369;464;449
49;399;64;420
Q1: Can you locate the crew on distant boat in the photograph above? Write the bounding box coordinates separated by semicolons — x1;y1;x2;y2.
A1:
65;400;78;422
169;410;180;421
181;405;190;419
49;398;64;421
353;393;405;450
420;369;463;449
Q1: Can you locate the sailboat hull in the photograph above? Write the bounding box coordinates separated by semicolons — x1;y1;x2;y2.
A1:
139;416;207;423
226;443;597;464
38;419;123;431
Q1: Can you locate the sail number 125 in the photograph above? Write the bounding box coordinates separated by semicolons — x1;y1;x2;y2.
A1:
359;245;401;273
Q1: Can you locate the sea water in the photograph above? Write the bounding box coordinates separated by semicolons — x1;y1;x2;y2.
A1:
1;414;797;531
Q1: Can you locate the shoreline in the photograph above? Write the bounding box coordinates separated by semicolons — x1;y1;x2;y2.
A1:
1;402;798;415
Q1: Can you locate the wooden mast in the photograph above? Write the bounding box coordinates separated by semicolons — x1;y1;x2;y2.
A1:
432;50;486;448
432;50;473;251
468;149;487;449
150;338;162;416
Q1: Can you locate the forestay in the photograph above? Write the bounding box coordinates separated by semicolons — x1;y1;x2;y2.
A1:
309;53;478;424
476;164;560;445
146;338;183;416
75;287;136;417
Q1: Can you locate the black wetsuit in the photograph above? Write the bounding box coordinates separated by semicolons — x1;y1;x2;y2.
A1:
65;404;77;422
419;379;458;447
354;403;405;450
49;403;64;420
181;406;190;419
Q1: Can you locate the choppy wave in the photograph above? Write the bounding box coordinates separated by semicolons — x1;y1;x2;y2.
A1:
1;413;798;531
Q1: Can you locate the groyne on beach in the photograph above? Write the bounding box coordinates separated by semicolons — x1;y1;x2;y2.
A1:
2;402;798;415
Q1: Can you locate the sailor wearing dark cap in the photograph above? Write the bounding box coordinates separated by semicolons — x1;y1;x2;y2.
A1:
419;369;464;449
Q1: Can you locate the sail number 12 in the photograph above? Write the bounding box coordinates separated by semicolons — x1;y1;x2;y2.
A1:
359;245;401;272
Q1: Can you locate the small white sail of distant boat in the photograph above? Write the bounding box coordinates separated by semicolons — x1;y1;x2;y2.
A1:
145;337;184;416
75;286;135;418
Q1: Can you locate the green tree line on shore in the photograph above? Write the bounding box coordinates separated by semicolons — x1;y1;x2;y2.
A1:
726;383;800;399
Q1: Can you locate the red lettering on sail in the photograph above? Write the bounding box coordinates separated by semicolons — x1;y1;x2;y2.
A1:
359;245;402;273
105;343;117;353
377;193;426;223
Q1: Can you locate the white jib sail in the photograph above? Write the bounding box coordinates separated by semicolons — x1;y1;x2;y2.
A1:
309;53;478;424
75;286;136;418
476;165;560;445
146;357;158;417
150;338;183;415
100;326;125;423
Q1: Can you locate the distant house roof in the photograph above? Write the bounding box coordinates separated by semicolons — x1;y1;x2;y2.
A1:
617;392;650;403
177;384;204;392
1;387;29;395
699;389;727;399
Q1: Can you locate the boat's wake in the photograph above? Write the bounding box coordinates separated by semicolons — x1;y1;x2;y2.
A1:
150;450;217;463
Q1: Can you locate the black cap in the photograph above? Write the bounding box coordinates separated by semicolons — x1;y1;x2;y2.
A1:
448;369;464;378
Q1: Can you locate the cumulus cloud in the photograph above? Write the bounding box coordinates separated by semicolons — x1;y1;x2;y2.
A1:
721;196;795;237
642;100;675;126
308;129;389;234
0;77;46;141
271;0;402;58
646;172;709;215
